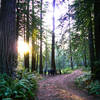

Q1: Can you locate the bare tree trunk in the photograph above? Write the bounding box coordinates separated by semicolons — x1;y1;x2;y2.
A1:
94;0;100;80
24;0;30;71
82;30;87;67
51;0;56;72
32;39;36;71
39;0;43;74
36;39;39;72
16;0;20;38
24;14;26;68
0;0;17;77
45;31;48;72
94;0;100;61
88;11;95;74
68;0;73;69
31;0;36;72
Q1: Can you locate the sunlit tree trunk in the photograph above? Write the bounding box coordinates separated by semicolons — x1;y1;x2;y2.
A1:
24;13;26;68
36;39;39;72
0;0;17;77
24;0;30;71
39;0;43;74
31;0;36;72
51;0;56;72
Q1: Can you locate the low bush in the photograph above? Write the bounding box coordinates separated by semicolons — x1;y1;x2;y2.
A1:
75;72;91;88
75;72;100;96
86;80;100;95
62;67;73;74
0;71;38;100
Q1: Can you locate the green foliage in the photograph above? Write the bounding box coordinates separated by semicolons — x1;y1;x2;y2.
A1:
75;72;91;88
94;60;100;76
75;72;100;96
17;69;42;81
0;72;37;100
81;66;91;72
87;80;100;95
62;67;73;74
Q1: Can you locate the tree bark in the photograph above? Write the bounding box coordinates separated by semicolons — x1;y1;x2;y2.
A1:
68;0;73;69
51;0;56;72
0;0;17;77
39;0;43;74
31;0;36;72
94;0;100;61
94;0;100;80
16;0;19;38
24;0;30;71
88;11;95;74
32;39;36;71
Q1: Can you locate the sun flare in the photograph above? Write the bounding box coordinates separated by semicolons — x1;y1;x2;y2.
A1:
18;40;31;55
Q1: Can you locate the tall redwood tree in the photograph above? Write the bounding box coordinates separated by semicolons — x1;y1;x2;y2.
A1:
0;0;17;77
39;0;43;74
51;0;56;72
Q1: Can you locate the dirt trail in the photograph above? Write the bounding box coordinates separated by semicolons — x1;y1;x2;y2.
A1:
37;69;100;100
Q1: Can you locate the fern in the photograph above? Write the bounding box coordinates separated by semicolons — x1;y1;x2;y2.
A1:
0;72;37;100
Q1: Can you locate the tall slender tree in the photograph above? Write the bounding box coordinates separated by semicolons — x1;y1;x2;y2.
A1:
39;0;43;74
24;0;30;71
68;0;73;69
31;0;36;72
16;0;20;38
0;0;17;77
94;0;100;61
51;0;56;72
88;8;95;74
94;0;100;80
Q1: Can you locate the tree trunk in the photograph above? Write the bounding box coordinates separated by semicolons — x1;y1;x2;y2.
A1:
45;32;48;71
51;0;56;72
94;0;100;80
32;39;36;71
82;31;87;67
94;0;100;60
31;0;36;72
16;0;19;38
68;0;73;69
36;53;39;71
0;0;17;77
83;49;87;68
88;11;95;74
39;0;43;74
24;0;30;71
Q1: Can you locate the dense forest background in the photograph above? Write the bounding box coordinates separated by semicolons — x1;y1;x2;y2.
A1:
0;0;100;99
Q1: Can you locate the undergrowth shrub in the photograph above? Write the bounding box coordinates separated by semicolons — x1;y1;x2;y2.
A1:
86;80;100;95
75;72;91;88
0;71;38;100
75;72;100;96
62;67;73;74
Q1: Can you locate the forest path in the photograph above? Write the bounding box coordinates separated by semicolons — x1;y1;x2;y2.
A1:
37;69;99;100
